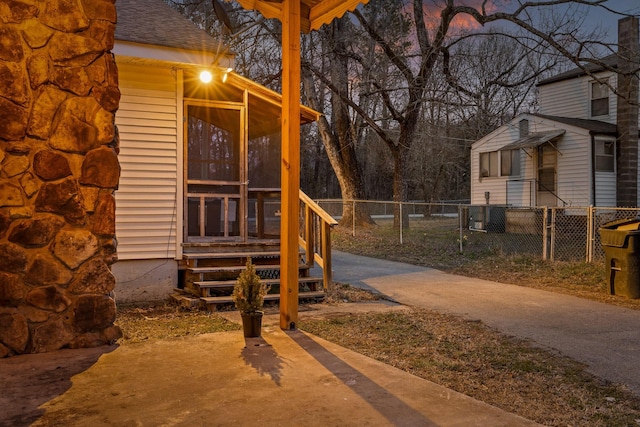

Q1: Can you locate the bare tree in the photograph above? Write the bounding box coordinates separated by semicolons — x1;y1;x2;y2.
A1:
336;0;635;226
301;18;375;225
168;0;639;227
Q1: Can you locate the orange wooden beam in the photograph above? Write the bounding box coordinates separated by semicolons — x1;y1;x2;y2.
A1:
308;0;369;32
236;0;369;33
279;0;301;330
233;0;368;330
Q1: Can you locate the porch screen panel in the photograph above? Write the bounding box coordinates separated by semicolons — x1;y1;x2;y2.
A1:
186;104;242;240
187;106;240;183
248;130;281;238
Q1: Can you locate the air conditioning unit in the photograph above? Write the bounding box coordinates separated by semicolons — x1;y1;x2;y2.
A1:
468;205;506;233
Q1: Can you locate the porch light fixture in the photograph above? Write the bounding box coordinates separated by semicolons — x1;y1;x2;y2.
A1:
199;68;233;84
199;70;213;83
222;67;232;83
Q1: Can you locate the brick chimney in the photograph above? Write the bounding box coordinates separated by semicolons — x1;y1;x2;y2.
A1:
616;16;640;207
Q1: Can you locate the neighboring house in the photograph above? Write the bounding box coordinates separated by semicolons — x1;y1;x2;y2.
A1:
470;17;640;210
112;0;320;302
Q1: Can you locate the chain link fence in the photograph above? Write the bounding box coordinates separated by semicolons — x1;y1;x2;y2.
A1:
317;200;640;263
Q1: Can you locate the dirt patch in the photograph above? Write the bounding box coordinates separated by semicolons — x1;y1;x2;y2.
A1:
115;301;240;344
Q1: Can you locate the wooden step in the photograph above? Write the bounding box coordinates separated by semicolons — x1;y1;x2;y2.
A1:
170;291;200;308
183;251;280;260
194;277;322;289
188;264;309;274
200;291;325;307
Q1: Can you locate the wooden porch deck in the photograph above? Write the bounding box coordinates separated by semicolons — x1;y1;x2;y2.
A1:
173;191;338;311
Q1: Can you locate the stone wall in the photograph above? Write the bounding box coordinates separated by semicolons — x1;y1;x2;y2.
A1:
0;0;121;356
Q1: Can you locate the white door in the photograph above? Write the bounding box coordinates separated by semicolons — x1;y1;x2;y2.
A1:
537;143;557;207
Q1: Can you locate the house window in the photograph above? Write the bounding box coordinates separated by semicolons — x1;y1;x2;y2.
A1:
480;151;499;177
480;149;520;178
590;80;609;117
595;139;615;172
501;149;521;177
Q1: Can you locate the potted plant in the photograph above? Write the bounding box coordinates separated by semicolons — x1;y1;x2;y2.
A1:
232;259;270;337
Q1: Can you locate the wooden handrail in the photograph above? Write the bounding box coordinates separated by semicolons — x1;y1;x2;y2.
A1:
299;190;338;292
299;190;338;226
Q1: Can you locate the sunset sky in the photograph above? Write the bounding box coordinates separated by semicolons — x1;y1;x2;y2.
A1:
417;0;639;44
582;0;640;41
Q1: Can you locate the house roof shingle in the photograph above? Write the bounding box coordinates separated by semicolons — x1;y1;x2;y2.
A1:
537;54;619;86
115;0;225;53
501;129;566;150
534;114;618;134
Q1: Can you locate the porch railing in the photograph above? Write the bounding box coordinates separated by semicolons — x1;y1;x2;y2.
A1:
299;190;338;291
505;178;568;207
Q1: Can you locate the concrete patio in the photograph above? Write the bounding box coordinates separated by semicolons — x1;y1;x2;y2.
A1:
1;308;540;426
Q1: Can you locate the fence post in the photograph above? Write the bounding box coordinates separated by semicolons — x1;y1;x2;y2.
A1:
399;202;403;244
458;204;463;253
352;200;356;237
542;207;548;261
550;208;556;261
586;205;596;262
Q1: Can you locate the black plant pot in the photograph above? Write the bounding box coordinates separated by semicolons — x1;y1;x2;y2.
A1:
241;312;263;338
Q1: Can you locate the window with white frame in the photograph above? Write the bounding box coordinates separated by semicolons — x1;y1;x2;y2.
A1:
480;149;520;178
595;139;615;172
590;79;610;117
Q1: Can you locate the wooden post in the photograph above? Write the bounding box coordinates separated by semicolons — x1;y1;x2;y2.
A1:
280;0;301;330
305;203;314;267
321;221;332;291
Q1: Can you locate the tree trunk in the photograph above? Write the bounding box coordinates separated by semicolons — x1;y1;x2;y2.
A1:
301;36;374;226
305;100;373;227
392;144;410;229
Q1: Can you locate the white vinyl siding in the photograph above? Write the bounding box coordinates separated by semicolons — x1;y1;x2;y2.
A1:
539;71;617;125
539;77;588;119
553;130;589;207
471;115;593;207
595;171;617;206
115;63;179;260
471;124;529;206
594;137;616;206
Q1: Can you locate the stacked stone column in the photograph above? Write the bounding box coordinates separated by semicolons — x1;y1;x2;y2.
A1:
616;16;640;207
0;0;121;356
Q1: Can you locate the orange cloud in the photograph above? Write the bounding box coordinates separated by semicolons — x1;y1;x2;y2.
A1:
418;0;506;34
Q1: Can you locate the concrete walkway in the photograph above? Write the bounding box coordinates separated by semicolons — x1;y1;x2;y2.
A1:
333;250;640;396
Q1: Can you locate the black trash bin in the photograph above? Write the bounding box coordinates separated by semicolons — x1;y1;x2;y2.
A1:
599;217;640;299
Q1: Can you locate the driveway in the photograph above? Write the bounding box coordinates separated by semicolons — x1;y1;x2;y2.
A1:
332;250;640;396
